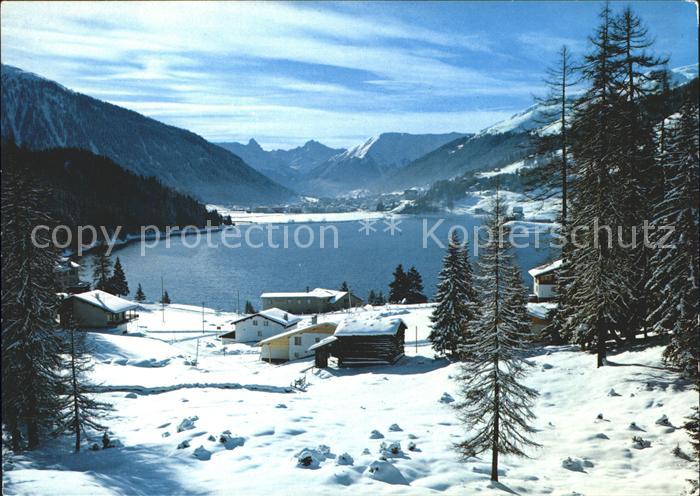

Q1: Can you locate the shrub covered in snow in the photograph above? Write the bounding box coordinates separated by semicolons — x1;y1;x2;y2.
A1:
337;452;354;466
388;423;402;432
177;440;190;450
379;441;402;457
632;436;651;449
439;392;455;404
219;432;245;450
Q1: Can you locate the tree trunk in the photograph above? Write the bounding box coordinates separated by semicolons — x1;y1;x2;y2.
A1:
11;428;21;452
596;318;606;368
491;381;500;482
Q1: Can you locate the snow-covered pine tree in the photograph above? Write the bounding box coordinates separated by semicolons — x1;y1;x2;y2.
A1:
684;389;700;495
455;192;539;482
406;266;427;304
91;248;113;292
506;265;531;339
376;291;386;305
559;3;634;366
367;290;377;305
429;232;478;358
55;316;111;452
1;143;64;450
108;257;129;296
388;264;408;303
610;6;666;340
646;101;699;376
134;283;146;303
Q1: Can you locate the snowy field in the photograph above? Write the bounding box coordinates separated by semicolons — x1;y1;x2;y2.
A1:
207;207;391;225
3;303;697;495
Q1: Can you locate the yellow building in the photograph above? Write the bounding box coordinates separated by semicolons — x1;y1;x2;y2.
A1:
257;322;337;363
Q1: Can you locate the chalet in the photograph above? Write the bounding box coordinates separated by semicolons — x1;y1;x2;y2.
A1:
309;314;406;367
260;288;363;314
526;301;558;334
54;257;90;293
511;205;524;220
220;308;301;343
257;321;337;363
527;259;562;301
62;290;138;331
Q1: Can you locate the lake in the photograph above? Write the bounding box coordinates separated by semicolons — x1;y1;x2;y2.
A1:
95;214;557;312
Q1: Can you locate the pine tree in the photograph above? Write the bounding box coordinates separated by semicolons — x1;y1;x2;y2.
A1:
388;264;408;303
406;266;427;304
684;389;700;495
559;3;634;366
134;283;146;303
244;300;256;314
367;290;377;305
527;45;576;229
506;265;531;339
160;291;171;305
92;248;113;292
2;148;64;450
429;232;479;358
610;6;666;340
376;291;386;305
108;257;129;296
646;101;700;375
55;317;111;452
455;192;539;481
339;281;349;292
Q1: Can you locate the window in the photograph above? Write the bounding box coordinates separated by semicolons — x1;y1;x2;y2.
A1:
253;319;258;326
257;330;262;337
263;320;269;327
294;336;302;346
315;337;320;343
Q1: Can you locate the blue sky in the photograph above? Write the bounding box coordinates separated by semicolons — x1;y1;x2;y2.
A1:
2;1;697;149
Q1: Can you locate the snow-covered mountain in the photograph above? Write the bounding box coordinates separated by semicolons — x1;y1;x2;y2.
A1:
217;139;345;185
1;65;295;205
301;132;468;195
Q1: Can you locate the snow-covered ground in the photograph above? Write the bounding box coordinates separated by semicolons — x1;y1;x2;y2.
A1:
454;190;561;223
3;303;697;495
207;207;390;225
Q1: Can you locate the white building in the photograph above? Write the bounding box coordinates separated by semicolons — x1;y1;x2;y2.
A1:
527;259;562;301
219;308;301;343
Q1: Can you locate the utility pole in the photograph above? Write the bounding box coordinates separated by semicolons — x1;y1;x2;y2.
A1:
237;290;240;314
161;275;165;323
415;326;418;353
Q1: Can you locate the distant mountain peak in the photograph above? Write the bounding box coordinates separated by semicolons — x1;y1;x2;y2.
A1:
247;138;263;150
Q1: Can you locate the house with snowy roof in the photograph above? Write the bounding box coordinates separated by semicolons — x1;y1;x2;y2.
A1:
527;259;562;301
260;288;363;314
257;321;337;362
220;308;302;344
526;259;561;333
308;314;406;367
61;289;138;331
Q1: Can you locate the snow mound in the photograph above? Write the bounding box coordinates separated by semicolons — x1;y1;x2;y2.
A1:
193;446;212;461
124;392;138;399
632;436;651;449
219;432;245;450
295;447;329;469
337;452;354;466
439;392;455;404
379;441;403;458
561;457;591;472
177;416;199;433
177;440;190;450
365;460;409;485
388;423;402;432
369;430;384;439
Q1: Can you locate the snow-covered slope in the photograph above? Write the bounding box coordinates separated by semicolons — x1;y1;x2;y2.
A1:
0;65;295;205
3;303;697;495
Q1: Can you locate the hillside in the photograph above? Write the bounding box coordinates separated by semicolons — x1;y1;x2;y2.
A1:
0;65;294;205
1;143;225;241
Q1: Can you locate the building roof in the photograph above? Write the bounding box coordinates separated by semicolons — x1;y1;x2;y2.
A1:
260;288;348;303
230;308;302;327
528;259;562;278
334;314;407;337
55;258;80;272
70;290;138;313
527;302;558;320
307;335;338;352
256;322;337;346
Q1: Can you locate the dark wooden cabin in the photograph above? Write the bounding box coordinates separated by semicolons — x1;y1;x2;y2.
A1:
311;315;406;366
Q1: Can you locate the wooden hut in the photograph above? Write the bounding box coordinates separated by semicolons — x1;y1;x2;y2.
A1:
310;314;406;367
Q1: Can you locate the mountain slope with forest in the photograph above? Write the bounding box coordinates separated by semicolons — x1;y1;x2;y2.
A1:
0;65;294;205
